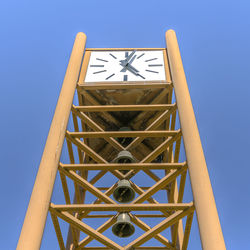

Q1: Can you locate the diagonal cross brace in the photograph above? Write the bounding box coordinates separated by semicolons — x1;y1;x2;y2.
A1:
129;214;175;250
126;104;177;151
76;216;117;248
71;106;125;151
50;206;122;250
124;131;182;180
66;132;125;180
132;165;187;204
124;206;195;250
59;165;115;204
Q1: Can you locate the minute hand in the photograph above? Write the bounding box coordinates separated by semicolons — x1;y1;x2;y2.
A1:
126;65;145;79
125;65;139;76
127;54;136;65
126;62;139;72
122;50;136;64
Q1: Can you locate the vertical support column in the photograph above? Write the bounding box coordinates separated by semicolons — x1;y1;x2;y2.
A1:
165;30;226;250
17;32;86;250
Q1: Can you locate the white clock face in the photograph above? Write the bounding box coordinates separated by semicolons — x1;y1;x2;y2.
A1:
84;50;166;82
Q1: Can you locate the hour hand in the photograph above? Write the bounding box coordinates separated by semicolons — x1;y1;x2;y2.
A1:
120;65;127;72
120;50;137;72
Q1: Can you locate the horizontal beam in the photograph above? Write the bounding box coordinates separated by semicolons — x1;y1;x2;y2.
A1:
73;104;175;112
59;162;186;171
92;186;172;191
81;214;168;218
77;82;171;90
73;247;173;250
50;203;193;212
67;130;179;138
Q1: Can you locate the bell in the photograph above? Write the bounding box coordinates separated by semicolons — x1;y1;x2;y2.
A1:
113;150;136;174
117;127;133;147
112;213;135;238
114;150;135;164
113;179;135;203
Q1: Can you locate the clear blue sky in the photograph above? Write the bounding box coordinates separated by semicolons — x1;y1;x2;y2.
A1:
0;0;249;249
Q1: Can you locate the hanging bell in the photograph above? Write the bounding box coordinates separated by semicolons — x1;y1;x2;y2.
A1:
116;127;133;146
112;213;135;238
114;150;135;164
113;150;136;174
113;179;135;203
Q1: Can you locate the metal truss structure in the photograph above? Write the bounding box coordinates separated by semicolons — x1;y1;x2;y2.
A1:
17;30;226;250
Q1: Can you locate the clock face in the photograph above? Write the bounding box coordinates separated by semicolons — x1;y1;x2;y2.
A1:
84;50;166;82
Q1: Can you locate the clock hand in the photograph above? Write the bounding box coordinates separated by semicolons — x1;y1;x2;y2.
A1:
127;54;136;65
120;50;137;72
125;65;145;79
126;63;139;72
125;65;138;76
120;62;145;79
123;50;136;64
120;54;138;72
120;62;128;72
120;62;139;73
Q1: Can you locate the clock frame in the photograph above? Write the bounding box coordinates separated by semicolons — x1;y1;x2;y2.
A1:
79;48;171;84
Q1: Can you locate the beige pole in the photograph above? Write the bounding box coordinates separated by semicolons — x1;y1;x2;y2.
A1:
165;30;226;250
17;32;86;250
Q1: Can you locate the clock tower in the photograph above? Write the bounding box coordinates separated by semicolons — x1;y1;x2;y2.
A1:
17;30;226;250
